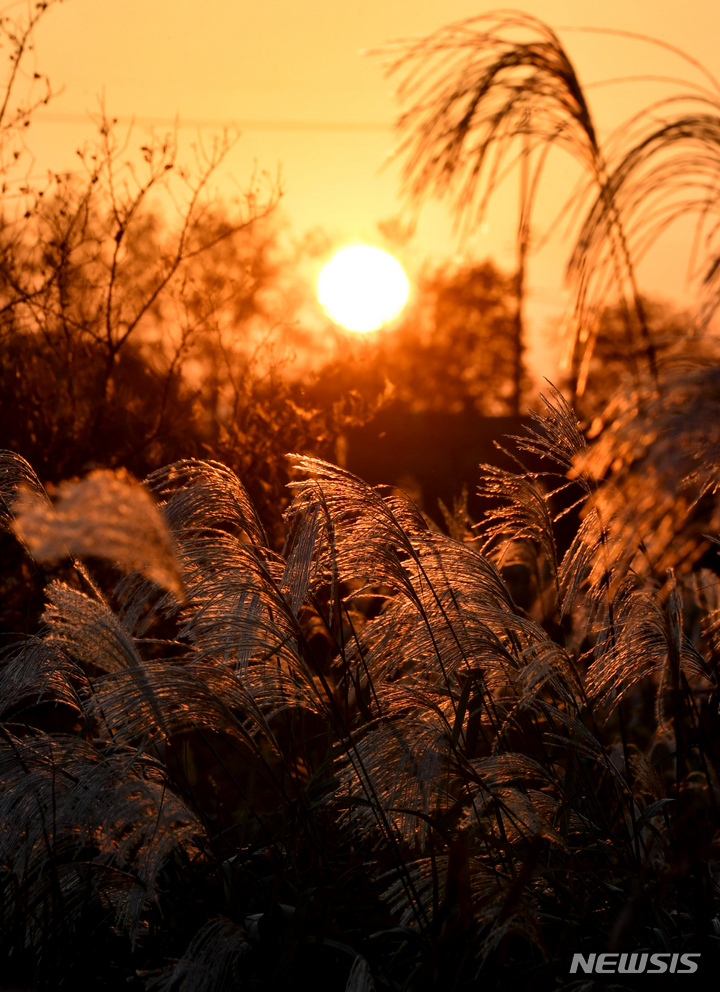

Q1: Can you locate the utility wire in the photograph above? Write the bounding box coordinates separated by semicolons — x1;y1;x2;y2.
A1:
34;111;393;132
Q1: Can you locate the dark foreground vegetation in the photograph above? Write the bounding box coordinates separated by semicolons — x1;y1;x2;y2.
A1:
3;379;720;991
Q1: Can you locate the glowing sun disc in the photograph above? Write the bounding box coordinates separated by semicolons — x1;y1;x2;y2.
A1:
318;245;409;332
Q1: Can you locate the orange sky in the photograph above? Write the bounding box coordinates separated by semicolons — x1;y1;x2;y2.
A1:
22;0;720;376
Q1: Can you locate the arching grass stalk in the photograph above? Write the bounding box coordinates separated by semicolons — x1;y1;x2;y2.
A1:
374;12;720;393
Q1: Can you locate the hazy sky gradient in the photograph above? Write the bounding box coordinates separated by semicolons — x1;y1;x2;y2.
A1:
25;0;720;371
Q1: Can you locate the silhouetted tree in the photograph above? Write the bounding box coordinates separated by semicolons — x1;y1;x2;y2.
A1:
566;296;715;419
425;259;530;414
304;258;531;418
0;51;356;536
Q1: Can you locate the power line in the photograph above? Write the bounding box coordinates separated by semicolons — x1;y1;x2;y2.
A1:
34;111;393;133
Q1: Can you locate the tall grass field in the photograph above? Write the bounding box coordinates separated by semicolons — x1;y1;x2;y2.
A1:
2;382;720;989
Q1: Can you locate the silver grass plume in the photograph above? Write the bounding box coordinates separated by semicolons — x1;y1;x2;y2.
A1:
12;468;185;599
575;362;720;583
0;450;50;520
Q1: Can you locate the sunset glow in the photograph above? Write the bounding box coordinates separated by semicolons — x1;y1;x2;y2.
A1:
5;2;720;984
317;245;409;332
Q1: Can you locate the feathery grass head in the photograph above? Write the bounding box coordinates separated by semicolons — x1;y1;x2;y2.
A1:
380;10;600;229
12;467;185;599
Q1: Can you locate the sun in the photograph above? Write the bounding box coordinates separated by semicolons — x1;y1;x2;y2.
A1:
317;245;409;332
